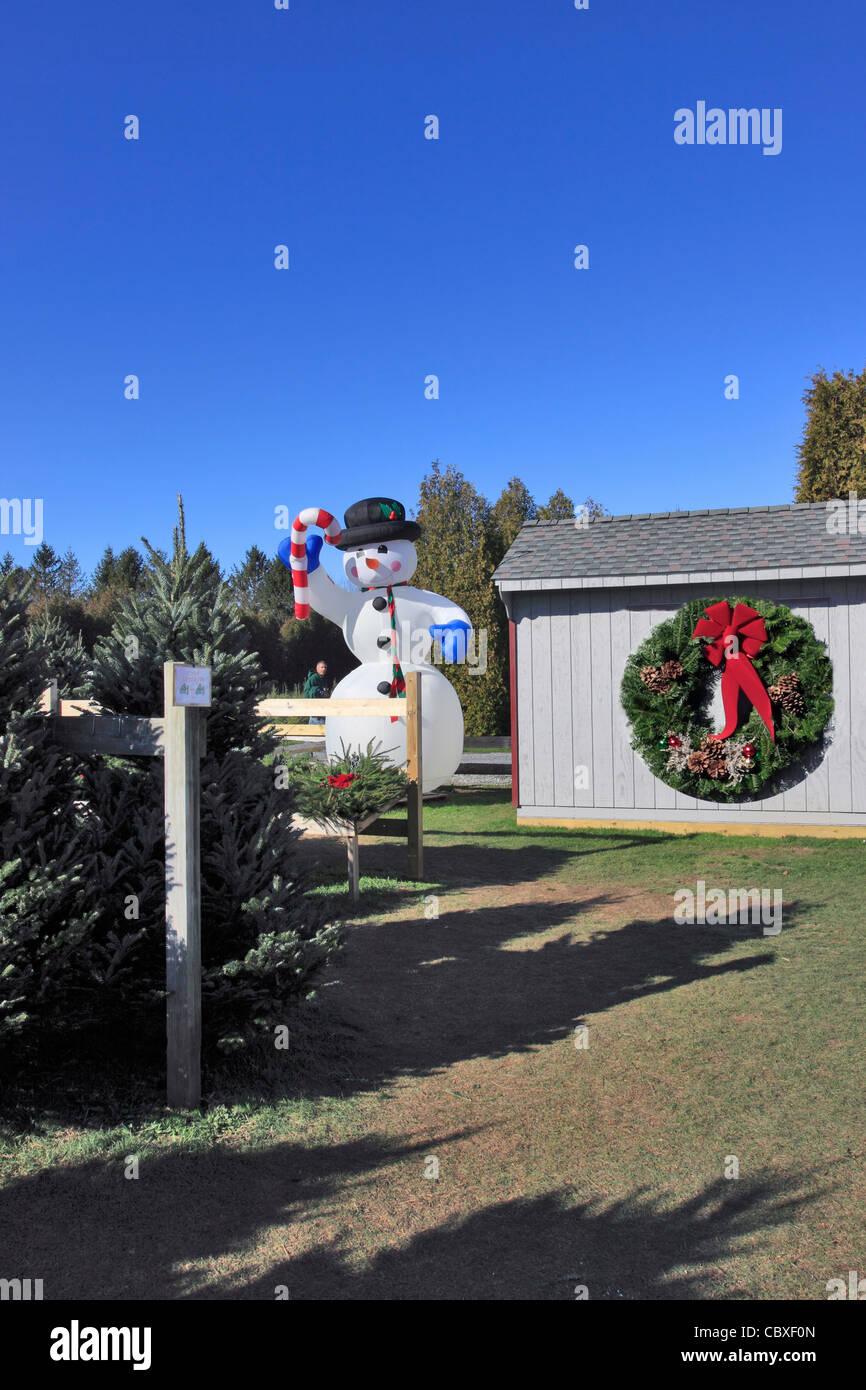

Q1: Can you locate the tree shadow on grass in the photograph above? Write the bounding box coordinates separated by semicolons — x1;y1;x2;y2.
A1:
0;1125;825;1300
296;832;686;900
1;890;805;1128
254;895;802;1101
261;1175;824;1302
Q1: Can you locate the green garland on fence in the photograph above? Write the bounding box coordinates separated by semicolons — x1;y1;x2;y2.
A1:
620;596;834;802
282;740;409;828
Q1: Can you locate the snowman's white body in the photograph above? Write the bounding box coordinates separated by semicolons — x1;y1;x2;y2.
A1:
303;540;470;792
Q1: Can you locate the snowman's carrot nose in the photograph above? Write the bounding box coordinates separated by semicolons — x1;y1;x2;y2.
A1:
365;557;380;569
289;508;342;618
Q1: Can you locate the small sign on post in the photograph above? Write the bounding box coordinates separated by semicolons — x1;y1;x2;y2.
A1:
172;665;212;707
163;662;210;1109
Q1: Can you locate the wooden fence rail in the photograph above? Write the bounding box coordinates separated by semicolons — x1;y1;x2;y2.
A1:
38;670;425;1106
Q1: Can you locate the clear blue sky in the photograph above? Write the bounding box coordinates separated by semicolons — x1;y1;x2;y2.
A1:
3;0;865;579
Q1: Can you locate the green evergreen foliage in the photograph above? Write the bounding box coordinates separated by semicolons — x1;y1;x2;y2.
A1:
228;545;273;614
412;461;510;736
228;545;353;694
26;613;91;698
412;464;608;735
92;544;146;598
1;500;342;1073
27;542;63;614
490;480;607;562
282;742;408;828
276;607;355;693
56;548;87;603
491;477;537;554
536;488;576;520
79;497;342;1057
794;366;866;501
620;597;834;802
0;576;98;1051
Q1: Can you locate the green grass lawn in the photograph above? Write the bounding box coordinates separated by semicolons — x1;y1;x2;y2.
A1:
1;790;863;1300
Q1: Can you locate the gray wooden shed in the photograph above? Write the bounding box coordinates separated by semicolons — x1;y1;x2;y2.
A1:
493;502;866;833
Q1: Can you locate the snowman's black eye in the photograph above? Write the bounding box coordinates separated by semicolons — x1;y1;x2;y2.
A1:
377;544;387;553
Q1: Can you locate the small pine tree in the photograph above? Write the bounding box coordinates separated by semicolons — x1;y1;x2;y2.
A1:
0;575;98;1055
55;548;87;604
81;496;342;1059
28;542;62;615
26;612;91;698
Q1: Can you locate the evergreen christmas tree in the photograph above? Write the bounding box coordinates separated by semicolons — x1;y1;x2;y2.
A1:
81;497;342;1059
0;575;98;1055
26;612;91;698
2;500;342;1082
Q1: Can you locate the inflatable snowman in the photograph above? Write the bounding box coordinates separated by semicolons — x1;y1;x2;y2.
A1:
277;497;472;793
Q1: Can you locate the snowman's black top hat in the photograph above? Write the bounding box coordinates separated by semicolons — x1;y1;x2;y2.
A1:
335;498;421;549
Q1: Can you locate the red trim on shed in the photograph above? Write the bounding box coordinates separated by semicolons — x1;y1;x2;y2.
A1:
509;618;518;807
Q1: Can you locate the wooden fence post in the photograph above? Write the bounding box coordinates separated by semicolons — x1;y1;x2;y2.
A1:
406;672;423;880
347;828;360;903
163;663;204;1109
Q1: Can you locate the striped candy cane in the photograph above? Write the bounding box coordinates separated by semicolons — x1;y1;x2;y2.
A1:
289;508;342;618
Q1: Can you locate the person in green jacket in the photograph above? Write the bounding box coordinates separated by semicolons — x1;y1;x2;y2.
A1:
303;660;330;724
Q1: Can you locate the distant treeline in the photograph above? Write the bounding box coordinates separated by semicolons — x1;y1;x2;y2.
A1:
1;465;604;712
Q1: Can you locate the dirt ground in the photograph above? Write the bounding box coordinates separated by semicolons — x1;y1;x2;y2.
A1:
2;826;858;1301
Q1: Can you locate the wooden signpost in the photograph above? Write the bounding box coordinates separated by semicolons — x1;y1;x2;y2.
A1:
162;663;209;1109
45;663;210;1111
43;664;424;1104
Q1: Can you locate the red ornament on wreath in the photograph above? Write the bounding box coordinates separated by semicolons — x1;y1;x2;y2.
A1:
667;735;682;748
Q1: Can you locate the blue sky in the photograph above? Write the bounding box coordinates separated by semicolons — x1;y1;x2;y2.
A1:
3;0;865;580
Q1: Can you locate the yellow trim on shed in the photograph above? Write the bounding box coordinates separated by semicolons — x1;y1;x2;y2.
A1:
517;817;865;839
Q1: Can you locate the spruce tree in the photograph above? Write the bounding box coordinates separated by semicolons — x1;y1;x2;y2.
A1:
83;496;341;1059
0;576;97;1053
28;542;62;614
26;613;90;698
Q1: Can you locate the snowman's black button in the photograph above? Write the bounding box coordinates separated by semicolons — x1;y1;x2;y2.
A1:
377;680;392;694
377;634;391;649
372;596;387;611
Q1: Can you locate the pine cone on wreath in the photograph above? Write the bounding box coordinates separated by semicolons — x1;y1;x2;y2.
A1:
640;665;666;692
703;741;729;780
768;671;805;716
687;738;728;780
640;659;682;694
686;748;709;775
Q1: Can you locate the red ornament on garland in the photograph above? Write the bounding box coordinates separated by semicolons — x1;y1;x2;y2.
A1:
742;743;756;759
667;735;682;749
326;772;357;788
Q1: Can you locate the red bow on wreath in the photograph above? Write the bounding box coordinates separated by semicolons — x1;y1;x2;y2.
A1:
326;773;357;788
692;601;775;742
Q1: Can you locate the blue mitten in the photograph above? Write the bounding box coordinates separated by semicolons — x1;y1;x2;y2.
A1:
305;535;324;572
278;534;323;573
429;619;471;663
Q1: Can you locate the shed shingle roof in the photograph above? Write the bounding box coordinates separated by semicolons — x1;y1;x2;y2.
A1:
492;502;866;585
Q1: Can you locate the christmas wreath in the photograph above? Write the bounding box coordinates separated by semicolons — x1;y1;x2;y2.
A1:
281;740;409;828
620;597;833;802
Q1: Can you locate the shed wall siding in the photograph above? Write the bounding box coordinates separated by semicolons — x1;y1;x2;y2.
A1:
512;578;865;823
